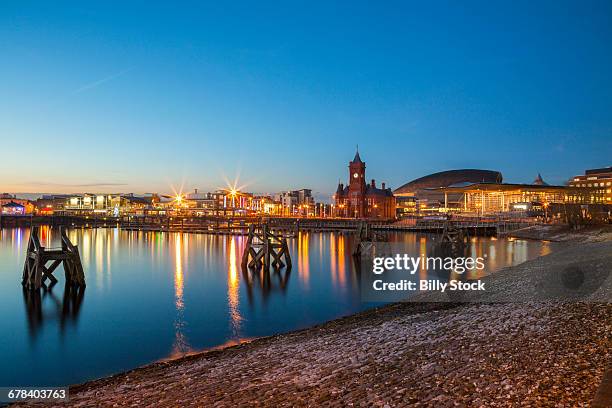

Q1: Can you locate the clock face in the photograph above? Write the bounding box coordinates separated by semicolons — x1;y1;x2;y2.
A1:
353;172;359;179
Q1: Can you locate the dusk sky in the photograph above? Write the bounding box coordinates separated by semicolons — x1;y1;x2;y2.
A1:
1;1;611;200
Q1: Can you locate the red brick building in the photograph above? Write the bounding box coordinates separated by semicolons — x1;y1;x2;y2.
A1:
334;150;395;219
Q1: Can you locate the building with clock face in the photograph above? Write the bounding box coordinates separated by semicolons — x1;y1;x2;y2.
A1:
334;150;396;219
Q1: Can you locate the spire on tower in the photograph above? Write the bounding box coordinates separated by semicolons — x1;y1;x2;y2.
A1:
533;173;548;186
352;145;363;164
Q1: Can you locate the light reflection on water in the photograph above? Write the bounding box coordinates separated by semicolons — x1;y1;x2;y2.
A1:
227;237;242;340
0;227;555;387
172;233;190;357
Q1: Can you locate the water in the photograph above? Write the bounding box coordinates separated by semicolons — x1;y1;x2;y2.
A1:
0;227;554;387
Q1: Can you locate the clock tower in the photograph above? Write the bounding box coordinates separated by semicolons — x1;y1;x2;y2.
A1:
348;148;366;217
334;148;395;219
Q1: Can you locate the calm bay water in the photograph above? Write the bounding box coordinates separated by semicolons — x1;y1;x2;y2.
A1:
0;227;554;387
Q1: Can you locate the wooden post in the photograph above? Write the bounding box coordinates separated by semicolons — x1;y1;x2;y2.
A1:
262;224;270;271
241;224;254;269
22;226;85;290
352;221;386;258
242;223;291;272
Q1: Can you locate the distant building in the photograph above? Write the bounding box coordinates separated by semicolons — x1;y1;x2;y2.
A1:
532;173;548;186
568;167;612;204
182;190;218;215
34;195;69;215
1;201;25;215
395;169;503;195
180;189;253;216
438;179;604;215
274;189;314;216
394;169;503;215
334;150;395;219
0;193;34;214
0;193;16;205
394;168;607;216
440;183;569;214
60;193;158;216
252;196;282;215
63;194;125;215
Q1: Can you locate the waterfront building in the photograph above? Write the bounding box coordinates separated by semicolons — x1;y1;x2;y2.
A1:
251;196;282;215
438;182;602;215
215;190;253;215
64;194;121;215
181;189;254;216
313;202;332;218
334;150;395;219
394;169;503;216
182;190;218;215
1;201;26;215
439;183;567;214
34;195;69;215
0;193;16;206
532;173;548;186
61;193;156;216
0;193;34;214
274;189;314;216
122;194;158;215
394;168;607;217
568;166;612;204
180;188;320;217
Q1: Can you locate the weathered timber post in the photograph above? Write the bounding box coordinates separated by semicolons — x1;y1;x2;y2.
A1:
241;224;254;269
352;221;386;257
242;223;291;272
22;226;85;290
440;221;466;246
262;224;271;271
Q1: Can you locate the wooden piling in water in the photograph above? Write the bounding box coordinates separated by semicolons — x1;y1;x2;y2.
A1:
352;221;386;257
22;227;86;290
440;222;465;243
241;223;291;271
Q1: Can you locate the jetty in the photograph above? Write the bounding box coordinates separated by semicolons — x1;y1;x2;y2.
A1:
1;213;538;238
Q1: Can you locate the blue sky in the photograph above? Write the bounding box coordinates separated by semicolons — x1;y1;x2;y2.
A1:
1;1;611;200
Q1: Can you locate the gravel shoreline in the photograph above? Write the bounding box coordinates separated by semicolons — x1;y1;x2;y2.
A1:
16;239;612;407
508;224;612;243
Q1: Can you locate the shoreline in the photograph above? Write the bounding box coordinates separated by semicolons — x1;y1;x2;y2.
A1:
15;231;612;407
507;224;612;243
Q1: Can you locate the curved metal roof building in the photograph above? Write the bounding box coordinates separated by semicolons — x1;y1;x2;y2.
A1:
394;169;503;195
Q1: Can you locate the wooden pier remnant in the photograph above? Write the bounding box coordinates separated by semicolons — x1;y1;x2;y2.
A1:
440;222;467;247
241;224;291;271
352;221;386;257
22;227;85;290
